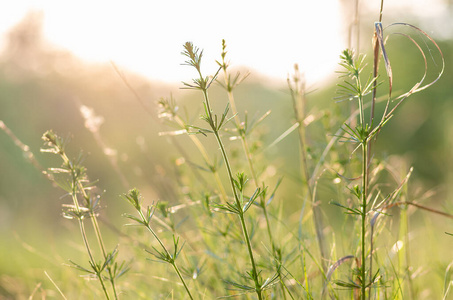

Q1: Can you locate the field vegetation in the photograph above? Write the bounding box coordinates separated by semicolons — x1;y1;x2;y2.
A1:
1;1;453;299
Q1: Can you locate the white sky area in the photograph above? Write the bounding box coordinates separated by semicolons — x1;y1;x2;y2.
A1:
0;0;448;85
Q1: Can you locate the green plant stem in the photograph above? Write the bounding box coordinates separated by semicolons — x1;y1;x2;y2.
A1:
361;138;369;300
346;57;371;299
91;216;119;299
77;217;111;300
239;214;263;300
77;218;95;267
201;86;263;300
301;247;311;298
137;209;194;300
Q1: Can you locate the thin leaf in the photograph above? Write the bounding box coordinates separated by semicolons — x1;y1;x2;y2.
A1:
243;188;261;213
266;177;283;206
330;201;362;216
264;122;300;150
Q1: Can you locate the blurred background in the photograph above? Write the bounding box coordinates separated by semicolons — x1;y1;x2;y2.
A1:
0;0;452;297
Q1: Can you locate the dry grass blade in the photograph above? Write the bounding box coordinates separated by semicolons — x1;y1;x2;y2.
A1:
326;255;355;282
110;61;156;118
375;22;393;98
381;22;445;118
322;255;355;296
44;271;68;300
382;201;453;220
389;23;445;96
376;167;413;210
264;122;300;151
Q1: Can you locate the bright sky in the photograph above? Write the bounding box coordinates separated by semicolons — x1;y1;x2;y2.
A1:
0;0;448;85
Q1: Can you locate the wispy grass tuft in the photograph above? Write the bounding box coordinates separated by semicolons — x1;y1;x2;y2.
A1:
41;130;128;300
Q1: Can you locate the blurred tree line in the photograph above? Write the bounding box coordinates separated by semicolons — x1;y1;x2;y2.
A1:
0;10;452;237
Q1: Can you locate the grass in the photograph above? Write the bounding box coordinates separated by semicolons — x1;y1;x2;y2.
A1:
1;0;452;299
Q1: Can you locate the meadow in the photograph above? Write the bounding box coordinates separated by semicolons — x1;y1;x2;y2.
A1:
1;1;453;299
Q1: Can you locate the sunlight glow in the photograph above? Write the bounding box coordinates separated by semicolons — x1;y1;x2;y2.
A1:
0;0;447;84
